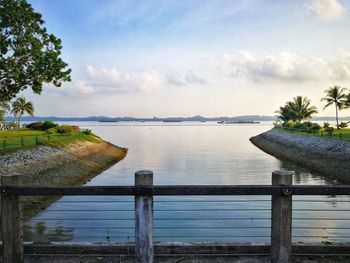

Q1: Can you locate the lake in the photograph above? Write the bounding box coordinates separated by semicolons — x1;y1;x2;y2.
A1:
25;121;350;244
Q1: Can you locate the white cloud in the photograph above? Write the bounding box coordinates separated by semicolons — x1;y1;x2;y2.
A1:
71;80;95;95
306;0;346;21
85;65;163;93
167;70;206;86
223;50;350;83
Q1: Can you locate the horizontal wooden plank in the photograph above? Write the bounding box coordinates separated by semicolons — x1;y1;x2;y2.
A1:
1;185;350;196
0;244;345;256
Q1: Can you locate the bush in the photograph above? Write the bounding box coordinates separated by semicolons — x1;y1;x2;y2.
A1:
46;127;57;135
70;125;80;132
292;122;308;131
283;121;294;128
303;121;313;128
325;127;334;134
323;122;330;128
339;122;349;128
42;120;58;130
83;129;92;135
27;121;43;130
57;125;75;134
310;123;321;131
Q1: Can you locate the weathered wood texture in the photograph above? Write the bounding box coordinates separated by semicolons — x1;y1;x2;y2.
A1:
135;170;154;263
1;173;23;263
271;170;293;263
2;185;350;196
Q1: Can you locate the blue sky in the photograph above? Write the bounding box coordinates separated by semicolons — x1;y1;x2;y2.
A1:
25;0;350;117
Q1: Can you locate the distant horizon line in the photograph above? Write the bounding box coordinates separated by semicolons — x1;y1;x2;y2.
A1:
4;115;349;121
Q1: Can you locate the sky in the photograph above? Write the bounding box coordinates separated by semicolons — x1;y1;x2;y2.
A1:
23;0;350;117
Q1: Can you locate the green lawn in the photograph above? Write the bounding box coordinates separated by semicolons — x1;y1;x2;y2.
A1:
0;130;45;138
0;129;101;151
275;127;350;141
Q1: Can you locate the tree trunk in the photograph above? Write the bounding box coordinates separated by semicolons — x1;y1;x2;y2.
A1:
17;116;21;131
335;103;339;129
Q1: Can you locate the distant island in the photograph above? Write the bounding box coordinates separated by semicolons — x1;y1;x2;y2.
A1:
4;115;350;123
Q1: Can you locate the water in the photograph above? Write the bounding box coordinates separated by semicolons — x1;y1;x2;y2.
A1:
25;121;350;244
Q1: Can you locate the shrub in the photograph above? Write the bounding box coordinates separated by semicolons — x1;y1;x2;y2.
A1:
339;122;349;128
27;121;43;130
42;120;58;130
292;122;308;131
323;122;330;128
70;125;80;132
57;125;74;134
303;121;313;128
325;127;334;135
83;129;92;135
283;121;294;128
310;123;321;131
46;127;57;135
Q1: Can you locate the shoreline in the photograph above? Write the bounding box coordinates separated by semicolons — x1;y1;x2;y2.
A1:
250;129;350;184
0;139;127;219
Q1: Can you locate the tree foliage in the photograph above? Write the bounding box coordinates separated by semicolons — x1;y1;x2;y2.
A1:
11;96;33;129
321;85;347;129
275;96;318;123
0;0;71;101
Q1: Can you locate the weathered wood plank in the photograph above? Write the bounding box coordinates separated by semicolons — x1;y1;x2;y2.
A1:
271;170;293;263
1;173;23;263
135;170;154;263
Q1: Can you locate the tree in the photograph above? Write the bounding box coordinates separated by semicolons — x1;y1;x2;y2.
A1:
321;85;347;129
288;96;318;123
275;104;295;123
275;96;318;124
0;0;71;102
11;96;34;130
0;100;10;122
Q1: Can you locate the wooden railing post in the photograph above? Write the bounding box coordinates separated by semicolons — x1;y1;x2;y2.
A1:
1;173;23;263
271;170;293;263
135;170;154;263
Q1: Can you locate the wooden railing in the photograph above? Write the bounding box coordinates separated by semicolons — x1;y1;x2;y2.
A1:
1;170;350;263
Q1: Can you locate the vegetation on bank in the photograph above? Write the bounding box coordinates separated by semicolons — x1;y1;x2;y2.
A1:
275;86;350;130
274;125;350;142
0;121;97;151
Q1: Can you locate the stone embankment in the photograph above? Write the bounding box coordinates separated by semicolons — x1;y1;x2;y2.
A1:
250;129;350;184
0;140;127;218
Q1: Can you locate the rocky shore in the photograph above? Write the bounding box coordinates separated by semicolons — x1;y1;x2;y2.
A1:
0;139;127;219
250;129;350;184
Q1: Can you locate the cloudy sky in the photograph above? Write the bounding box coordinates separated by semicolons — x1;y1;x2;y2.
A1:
25;0;350;117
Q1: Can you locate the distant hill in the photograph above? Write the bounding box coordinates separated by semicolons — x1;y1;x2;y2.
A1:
5;115;349;122
5;115;276;122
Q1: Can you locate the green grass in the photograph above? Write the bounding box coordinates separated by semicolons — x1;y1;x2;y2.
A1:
0;130;45;138
0;129;101;151
275;127;350;141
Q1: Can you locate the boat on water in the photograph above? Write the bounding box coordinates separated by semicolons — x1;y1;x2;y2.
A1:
218;121;260;124
99;120;119;122
163;120;182;122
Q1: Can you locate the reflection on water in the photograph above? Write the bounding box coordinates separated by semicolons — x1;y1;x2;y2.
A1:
25;122;350;243
24;221;73;242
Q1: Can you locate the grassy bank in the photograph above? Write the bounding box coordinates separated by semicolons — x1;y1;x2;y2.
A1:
0;129;100;151
275;127;350;141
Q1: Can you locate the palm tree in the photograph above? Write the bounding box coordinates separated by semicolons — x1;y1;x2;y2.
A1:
11;97;34;130
0;101;11;123
275;104;295;123
275;96;318;124
288;96;318;122
321;85;347;129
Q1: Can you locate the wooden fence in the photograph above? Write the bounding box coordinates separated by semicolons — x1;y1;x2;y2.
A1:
1;170;350;263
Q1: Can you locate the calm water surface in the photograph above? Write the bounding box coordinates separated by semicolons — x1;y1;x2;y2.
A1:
26;122;350;244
